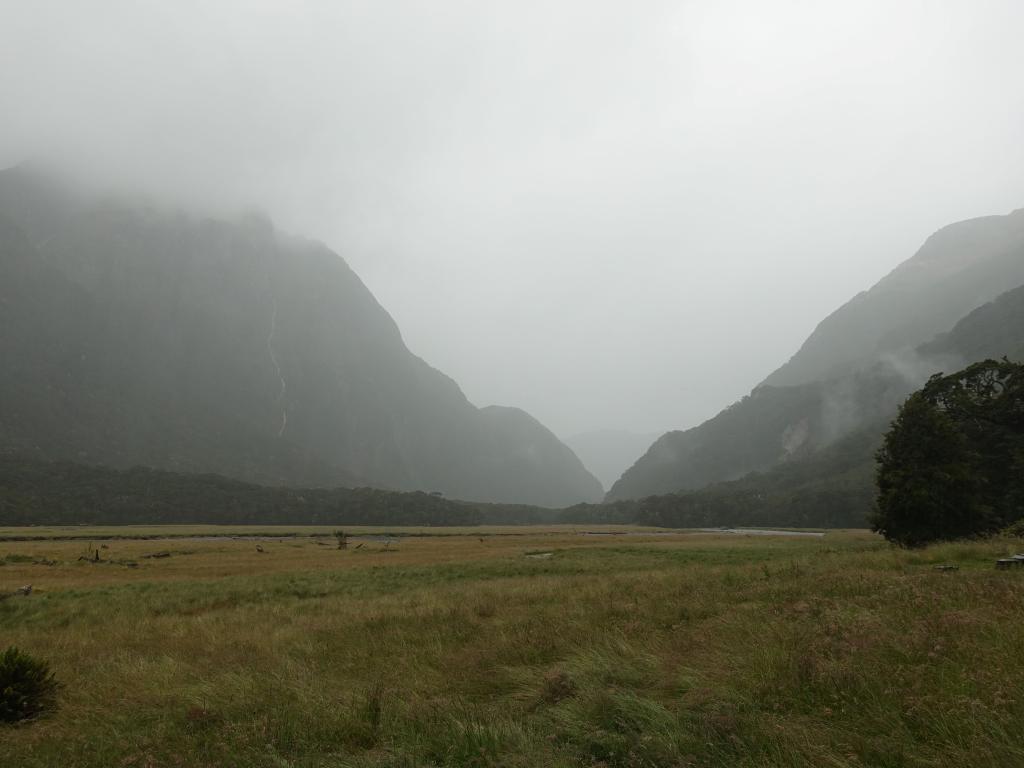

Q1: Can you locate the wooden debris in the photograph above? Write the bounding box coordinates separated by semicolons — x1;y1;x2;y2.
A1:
16;584;32;596
996;559;1022;570
933;565;959;572
255;544;265;553
78;544;103;562
143;551;172;559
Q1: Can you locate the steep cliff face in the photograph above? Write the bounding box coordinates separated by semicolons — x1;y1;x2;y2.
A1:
0;167;602;507
608;209;1024;502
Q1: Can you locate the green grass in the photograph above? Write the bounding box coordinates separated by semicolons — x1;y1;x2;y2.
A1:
2;528;1023;767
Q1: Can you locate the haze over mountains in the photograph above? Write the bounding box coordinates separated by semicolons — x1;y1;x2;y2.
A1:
609;208;1024;504
6;2;1024;447
1;159;1023;526
0;166;602;507
562;430;661;491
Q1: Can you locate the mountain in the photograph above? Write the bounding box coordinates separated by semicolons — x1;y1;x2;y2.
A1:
606;283;1024;526
606;363;920;501
609;209;1024;502
920;282;1024;363
562;429;662;490
0;166;602;507
764;208;1024;387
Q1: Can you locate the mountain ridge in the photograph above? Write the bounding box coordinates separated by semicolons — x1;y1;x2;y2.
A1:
0;166;603;507
603;282;1024;527
608;207;1024;502
763;208;1024;388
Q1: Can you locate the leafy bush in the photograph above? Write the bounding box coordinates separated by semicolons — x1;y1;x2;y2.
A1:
0;646;60;723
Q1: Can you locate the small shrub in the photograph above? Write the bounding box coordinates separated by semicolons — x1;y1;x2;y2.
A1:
0;646;60;723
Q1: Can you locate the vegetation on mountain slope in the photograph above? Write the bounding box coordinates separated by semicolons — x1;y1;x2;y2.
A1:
0;457;564;527
607;370;911;502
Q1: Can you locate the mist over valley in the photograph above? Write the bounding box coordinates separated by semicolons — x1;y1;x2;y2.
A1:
3;4;1024;765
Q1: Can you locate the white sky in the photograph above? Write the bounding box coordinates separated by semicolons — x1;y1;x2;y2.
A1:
2;0;1023;436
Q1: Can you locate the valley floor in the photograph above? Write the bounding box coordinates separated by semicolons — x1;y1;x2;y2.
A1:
2;527;1023;767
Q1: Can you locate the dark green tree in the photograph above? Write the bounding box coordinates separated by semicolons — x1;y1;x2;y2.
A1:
871;393;983;547
872;359;1024;546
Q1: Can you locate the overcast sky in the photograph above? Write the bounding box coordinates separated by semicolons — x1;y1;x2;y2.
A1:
2;1;1023;437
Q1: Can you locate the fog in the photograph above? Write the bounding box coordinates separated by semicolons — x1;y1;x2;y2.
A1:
2;0;1023;437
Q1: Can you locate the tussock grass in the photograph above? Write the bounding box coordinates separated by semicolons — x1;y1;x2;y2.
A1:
1;528;1023;766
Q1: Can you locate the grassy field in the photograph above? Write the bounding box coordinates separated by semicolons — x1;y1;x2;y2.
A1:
0;524;674;542
2;526;1024;767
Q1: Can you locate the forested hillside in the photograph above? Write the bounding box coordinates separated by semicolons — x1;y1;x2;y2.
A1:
0;457;559;527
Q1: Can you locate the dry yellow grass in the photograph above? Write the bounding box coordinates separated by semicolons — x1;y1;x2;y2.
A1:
0;526;697;589
2;526;1022;768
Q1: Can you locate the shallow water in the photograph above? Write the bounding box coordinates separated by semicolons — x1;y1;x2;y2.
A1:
694;528;824;538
